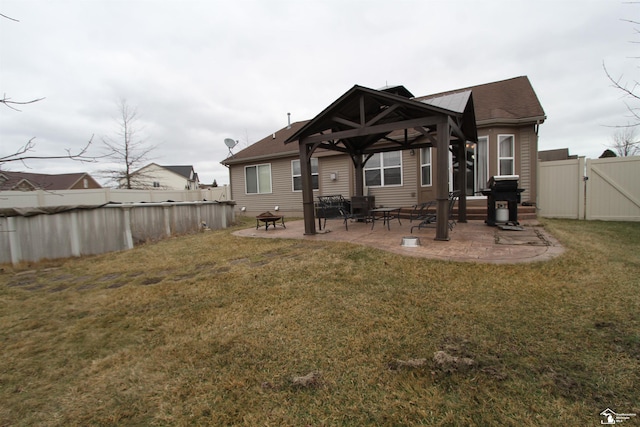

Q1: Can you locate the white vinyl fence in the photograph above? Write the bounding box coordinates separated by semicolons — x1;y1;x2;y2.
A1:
537;156;640;221
0;201;235;265
0;186;230;209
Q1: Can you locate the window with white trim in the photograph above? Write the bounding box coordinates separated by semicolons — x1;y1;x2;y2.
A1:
420;147;432;186
292;158;319;191
476;136;489;190
498;135;515;175
364;151;402;187
245;164;272;194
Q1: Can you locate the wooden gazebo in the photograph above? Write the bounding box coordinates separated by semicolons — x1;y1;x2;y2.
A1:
284;85;477;241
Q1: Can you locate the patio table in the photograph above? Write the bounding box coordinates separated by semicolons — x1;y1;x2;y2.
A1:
370;207;402;230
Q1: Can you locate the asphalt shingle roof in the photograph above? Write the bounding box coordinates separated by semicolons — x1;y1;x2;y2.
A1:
0;171;93;191
223;76;545;164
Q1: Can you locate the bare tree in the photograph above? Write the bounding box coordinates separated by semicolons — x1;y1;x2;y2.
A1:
1;136;96;168
1;94;96;168
100;99;157;189
1;13;96;168
603;4;640;127
610;126;640;156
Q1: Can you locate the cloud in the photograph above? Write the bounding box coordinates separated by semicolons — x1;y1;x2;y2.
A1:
1;0;638;185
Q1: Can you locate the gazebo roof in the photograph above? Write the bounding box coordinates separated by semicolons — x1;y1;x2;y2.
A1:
284;85;477;154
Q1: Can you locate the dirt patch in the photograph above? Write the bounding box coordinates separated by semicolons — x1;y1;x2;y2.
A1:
495;228;550;246
291;371;322;389
140;277;164;286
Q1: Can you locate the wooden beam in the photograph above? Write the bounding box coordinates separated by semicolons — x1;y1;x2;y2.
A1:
360;95;366;126
457;141;467;223
448;116;466;142
315;142;349;153
413;126;438;146
332;116;361;129
435;120;450;241
299;139;316;235
302;116;442;145
365;103;400;127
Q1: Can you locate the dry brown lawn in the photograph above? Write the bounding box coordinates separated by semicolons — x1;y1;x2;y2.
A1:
0;218;638;426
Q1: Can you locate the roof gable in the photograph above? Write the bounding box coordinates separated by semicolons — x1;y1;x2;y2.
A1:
0;171;95;191
133;164;197;180
284;85;471;146
222;120;308;165
163;165;195;180
416;76;545;124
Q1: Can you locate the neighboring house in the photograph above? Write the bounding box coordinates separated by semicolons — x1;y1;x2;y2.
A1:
0;171;102;191
120;163;200;190
222;76;545;216
539;148;578;162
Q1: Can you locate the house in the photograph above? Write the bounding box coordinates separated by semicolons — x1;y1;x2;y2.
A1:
539;148;578;162
0;171;102;191
119;163;200;190
222;76;545;224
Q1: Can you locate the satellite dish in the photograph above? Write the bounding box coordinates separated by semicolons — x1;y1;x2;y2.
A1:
224;138;238;158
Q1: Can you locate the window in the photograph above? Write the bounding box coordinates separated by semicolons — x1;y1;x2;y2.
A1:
364;151;402;187
420;147;432;186
476;136;489;190
245;164;272;194
153;181;160;188
83;178;89;189
292;158;319;191
498;135;515;175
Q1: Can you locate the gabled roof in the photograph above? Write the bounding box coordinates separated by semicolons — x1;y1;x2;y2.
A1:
282;84;476;156
222;121;308;165
132;164;198;181
285;85;476;147
0;171;98;191
417;76;545;125
163;165;196;180
223;76;544;164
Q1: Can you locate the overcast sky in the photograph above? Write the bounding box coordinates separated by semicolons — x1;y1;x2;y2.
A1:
1;0;637;186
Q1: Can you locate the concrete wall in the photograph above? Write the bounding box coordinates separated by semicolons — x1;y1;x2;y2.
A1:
0;201;235;264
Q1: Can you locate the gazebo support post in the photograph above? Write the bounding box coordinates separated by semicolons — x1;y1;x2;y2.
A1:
435;120;450;241
457;141;467;223
299;139;317;235
352;154;365;197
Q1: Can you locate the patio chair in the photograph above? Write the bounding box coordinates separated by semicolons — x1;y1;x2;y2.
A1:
409;200;436;223
350;195;375;224
410;191;460;233
315;195;352;230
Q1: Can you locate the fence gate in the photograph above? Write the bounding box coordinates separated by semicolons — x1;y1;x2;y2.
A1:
586;157;640;221
537;156;640;221
537;158;585;219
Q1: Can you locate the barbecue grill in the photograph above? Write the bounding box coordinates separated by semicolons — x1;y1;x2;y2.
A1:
481;175;525;226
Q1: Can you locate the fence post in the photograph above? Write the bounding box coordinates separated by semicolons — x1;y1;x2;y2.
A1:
578;156;591;220
70;211;81;257
122;206;134;249
163;203;172;236
584;158;591;220
7;216;22;264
